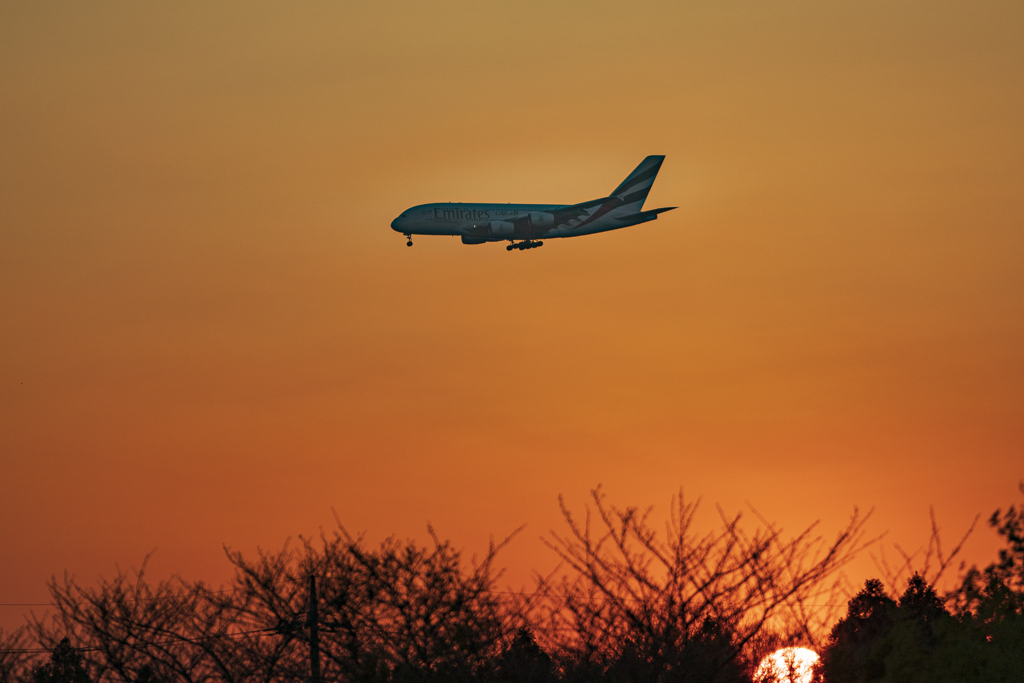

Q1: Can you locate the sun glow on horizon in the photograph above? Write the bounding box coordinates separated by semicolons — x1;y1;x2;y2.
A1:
755;647;819;683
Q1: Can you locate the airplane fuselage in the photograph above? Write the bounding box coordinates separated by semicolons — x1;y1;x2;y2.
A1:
391;202;659;241
390;156;675;249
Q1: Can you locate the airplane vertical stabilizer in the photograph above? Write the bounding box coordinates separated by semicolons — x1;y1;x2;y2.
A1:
610;155;665;212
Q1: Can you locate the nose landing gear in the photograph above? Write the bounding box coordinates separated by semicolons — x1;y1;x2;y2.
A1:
507;240;543;251
405;234;413;247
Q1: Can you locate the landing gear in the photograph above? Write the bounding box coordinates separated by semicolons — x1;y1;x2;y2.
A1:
507;240;543;251
405;234;413;247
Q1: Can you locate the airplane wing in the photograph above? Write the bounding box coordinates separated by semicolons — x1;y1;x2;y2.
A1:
544;196;622;230
560;196;624;229
469;196;622;237
461;195;653;238
552;194;614;227
551;200;676;231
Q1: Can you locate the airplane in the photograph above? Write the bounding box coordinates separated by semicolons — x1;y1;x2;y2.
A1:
390;155;675;251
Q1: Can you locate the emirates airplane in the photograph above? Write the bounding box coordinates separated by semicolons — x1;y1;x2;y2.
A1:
390;155;675;251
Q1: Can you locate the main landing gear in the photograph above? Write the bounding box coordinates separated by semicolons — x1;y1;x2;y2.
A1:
405;234;413;247
506;240;544;251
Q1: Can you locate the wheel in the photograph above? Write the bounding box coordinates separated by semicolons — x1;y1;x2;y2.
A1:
506;244;514;251
406;241;412;247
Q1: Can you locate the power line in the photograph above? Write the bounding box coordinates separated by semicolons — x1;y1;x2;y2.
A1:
0;604;53;607
0;587;249;609
0;628;281;655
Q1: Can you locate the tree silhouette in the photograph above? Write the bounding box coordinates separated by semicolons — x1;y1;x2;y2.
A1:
12;488;902;683
820;579;896;683
539;487;872;682
28;525;537;683
30;640;90;683
0;628;34;683
221;525;531;683
819;572;1024;683
33;559;243;683
950;481;1024;623
494;629;553;683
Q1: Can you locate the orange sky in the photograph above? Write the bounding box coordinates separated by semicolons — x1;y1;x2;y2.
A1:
2;1;1022;631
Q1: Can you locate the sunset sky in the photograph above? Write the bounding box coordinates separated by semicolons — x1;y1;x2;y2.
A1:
2;1;1022;630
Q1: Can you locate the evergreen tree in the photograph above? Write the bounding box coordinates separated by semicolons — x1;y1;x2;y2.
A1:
820;579;897;683
31;640;90;683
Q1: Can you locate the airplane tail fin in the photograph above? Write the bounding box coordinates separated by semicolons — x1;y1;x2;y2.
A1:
610;155;665;211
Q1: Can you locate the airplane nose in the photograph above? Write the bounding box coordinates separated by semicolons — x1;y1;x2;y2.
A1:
391;216;404;232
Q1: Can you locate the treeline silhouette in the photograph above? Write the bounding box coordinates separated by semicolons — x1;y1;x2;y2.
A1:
1;485;1022;683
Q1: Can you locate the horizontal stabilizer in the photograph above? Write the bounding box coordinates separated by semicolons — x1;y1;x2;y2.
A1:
618;206;676;223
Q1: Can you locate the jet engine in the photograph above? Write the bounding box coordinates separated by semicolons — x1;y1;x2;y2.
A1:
488;221;515;236
528;212;555;228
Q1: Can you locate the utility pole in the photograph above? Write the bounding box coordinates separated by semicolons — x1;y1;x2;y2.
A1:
307;575;321;683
